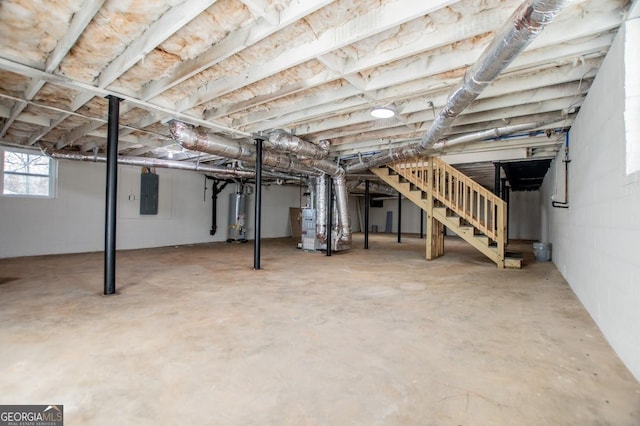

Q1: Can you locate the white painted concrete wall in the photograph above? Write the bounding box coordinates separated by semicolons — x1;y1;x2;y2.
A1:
363;190;541;240
367;197;423;234
0;159;301;258
509;190;541;240
540;27;640;381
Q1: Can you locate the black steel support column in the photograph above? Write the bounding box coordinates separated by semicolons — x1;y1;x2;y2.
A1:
494;162;501;197
420;209;424;239
501;177;509;242
104;95;121;295
253;137;263;270
504;185;511;242
500;178;507;201
364;180;370;249
397;192;402;243
326;176;332;256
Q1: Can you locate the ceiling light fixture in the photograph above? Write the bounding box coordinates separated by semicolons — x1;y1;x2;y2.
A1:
370;106;396;119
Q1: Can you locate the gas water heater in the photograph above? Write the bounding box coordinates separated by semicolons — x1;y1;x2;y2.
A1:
227;184;249;243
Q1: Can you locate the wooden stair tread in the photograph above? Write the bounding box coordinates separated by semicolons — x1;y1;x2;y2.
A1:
372;161;519;269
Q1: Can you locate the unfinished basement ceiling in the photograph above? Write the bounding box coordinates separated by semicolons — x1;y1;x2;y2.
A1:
0;0;632;186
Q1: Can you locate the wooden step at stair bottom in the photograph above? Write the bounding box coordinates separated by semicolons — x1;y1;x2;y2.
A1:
504;251;523;269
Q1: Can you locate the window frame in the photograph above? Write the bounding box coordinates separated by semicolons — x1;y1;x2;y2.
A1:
0;146;58;199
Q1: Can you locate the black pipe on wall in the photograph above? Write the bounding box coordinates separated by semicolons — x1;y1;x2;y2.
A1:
207;178;229;236
364;180;370;249
253;138;263;270
104;95;121;296
420;209;424;239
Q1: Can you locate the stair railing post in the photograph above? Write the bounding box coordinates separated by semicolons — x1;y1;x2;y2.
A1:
497;196;507;269
426;158;435;260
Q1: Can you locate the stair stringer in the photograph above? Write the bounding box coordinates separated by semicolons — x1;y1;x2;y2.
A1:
371;164;519;269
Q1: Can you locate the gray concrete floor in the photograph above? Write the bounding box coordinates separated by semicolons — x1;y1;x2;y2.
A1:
1;234;639;425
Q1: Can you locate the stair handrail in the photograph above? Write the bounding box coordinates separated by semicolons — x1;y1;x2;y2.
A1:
390;158;506;245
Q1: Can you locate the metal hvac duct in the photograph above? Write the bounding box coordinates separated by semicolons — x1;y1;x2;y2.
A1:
300;157;344;177
345;0;567;173
428;117;569;151
350;181;398;196
345;117;567;174
170;120;353;250
315;175;327;243
170;120;313;175
266;131;329;160
333;175;351;249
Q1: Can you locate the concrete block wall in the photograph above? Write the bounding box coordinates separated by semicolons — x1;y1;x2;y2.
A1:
540;26;640;381
0;160;301;258
508;190;541;240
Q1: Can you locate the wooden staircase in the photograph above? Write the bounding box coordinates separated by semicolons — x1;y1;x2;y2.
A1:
371;157;521;269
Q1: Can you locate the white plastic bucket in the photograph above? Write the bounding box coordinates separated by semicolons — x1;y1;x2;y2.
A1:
533;242;552;261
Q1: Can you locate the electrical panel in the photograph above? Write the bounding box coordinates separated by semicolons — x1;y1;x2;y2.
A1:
140;173;159;215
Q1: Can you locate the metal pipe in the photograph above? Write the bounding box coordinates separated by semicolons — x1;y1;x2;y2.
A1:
236;160;309;182
344;0;567;173
552;131;570;208
104;95;120;296
397;192;402;243
326;176;332;256
208;179;229;235
364;180;370;249
420;209;424;239
254;138;263;270
266;131;329;159
42;147;268;179
494;162;501;196
430;118;567;151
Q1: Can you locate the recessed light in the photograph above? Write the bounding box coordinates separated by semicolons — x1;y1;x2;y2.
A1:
370;106;396;119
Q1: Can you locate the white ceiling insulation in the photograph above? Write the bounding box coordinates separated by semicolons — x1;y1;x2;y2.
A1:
0;0;632;185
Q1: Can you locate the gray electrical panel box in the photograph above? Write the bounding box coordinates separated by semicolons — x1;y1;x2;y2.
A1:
140;173;159;215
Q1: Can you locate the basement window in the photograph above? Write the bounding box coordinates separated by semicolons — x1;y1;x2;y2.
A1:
0;147;57;198
625;19;640;175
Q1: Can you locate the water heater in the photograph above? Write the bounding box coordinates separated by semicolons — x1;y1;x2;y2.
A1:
227;189;248;243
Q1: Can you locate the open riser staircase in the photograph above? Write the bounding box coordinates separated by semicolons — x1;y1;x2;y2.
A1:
371;157;521;269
